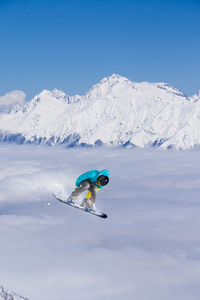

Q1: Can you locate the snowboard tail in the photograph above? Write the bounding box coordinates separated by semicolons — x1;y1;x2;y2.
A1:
52;194;107;219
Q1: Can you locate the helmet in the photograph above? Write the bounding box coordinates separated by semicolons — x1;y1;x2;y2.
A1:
97;175;109;186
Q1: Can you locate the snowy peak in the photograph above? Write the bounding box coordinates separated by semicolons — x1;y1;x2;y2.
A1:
36;88;73;104
30;89;70;105
190;90;200;103
0;74;199;149
133;81;189;104
98;74;133;88
85;74;135;100
97;74;133;88
155;82;188;98
20;88;78;114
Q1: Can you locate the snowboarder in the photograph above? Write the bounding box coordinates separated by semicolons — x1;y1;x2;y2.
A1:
67;169;109;212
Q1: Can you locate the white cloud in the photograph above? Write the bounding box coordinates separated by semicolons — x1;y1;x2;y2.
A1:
0;90;26;112
0;145;200;300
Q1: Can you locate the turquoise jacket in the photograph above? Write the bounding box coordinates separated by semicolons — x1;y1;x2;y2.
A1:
75;169;109;189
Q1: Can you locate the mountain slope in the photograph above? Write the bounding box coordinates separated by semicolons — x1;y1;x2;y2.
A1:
0;74;199;149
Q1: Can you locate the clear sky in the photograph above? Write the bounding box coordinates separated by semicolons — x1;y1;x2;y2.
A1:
0;0;200;100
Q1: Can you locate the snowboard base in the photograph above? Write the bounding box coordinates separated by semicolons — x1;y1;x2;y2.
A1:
52;194;107;219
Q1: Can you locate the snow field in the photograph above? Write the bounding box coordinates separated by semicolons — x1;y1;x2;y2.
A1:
0;144;200;300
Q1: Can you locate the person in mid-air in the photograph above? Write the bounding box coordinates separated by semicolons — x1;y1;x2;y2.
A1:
67;169;109;212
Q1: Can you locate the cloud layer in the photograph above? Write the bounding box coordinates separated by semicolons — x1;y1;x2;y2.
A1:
0;145;200;300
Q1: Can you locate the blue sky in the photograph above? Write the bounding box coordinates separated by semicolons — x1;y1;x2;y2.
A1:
0;0;200;100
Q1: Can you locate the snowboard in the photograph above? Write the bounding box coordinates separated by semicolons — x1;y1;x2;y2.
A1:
52;194;108;219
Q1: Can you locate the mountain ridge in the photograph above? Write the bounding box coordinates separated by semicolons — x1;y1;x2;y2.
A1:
0;74;200;149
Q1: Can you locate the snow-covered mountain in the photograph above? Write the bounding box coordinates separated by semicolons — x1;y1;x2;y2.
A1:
0;74;200;149
0;285;28;300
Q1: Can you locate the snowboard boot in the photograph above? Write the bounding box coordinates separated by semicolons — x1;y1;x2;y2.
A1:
84;198;94;212
66;196;74;205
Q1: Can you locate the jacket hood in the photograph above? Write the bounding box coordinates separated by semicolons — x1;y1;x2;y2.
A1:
99;169;109;177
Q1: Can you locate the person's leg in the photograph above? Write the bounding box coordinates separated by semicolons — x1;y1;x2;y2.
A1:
68;180;90;202
84;184;98;210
